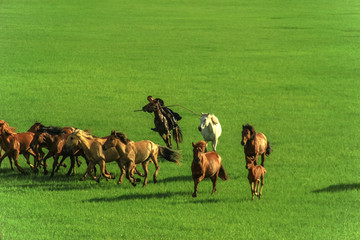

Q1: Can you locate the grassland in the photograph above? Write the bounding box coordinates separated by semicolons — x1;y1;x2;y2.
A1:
0;0;360;239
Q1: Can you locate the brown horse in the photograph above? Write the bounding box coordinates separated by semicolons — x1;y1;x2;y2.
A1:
142;101;183;149
241;124;272;166
0;120;37;173
191;141;228;197
103;131;182;187
246;157;267;200
29;125;84;176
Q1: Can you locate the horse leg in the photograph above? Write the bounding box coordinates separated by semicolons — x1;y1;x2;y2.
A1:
80;161;95;181
134;167;144;177
212;139;218;152
150;152;160;184
23;153;34;170
56;155;66;172
261;153;265;166
173;128;180;150
167;132;172;149
250;181;255;200
116;161;125;184
192;175;205;198
13;151;26;174
0;150;12;166
259;177;264;199
125;161;137;187
50;154;60;178
141;161;149;187
9;156;14;170
66;155;76;175
210;173;218;194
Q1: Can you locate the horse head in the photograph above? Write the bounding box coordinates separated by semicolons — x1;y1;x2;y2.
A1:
241;124;256;146
198;113;210;131
245;156;256;169
192;141;206;163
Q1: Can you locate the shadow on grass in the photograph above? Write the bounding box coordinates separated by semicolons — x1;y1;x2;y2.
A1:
312;183;360;193
86;191;189;202
86;191;224;204
158;175;193;183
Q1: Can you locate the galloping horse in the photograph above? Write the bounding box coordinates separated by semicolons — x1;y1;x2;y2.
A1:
64;129;120;183
30;126;85;177
142;101;183;149
191;141;228;197
198;113;222;151
246;156;267;200
103;131;182;187
241;124;272;166
0;120;37;173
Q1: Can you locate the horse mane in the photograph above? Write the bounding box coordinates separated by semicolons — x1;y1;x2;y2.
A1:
193;140;207;150
114;131;131;144
0;120;17;135
38;125;65;135
74;129;94;140
243;123;256;140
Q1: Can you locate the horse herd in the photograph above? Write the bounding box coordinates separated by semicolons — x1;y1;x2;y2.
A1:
0;115;271;200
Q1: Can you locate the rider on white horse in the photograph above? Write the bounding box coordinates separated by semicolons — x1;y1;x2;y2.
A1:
198;113;222;151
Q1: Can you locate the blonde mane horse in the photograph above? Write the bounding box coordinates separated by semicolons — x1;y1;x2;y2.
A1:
103;131;182;187
198;113;222;151
64;129;137;185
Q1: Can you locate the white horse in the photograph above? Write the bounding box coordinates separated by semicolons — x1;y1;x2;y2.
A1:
198;113;222;151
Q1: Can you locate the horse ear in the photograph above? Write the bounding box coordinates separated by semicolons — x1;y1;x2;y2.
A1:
192;142;195;147
211;116;219;125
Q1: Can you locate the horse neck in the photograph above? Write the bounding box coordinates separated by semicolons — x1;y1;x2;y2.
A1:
193;150;205;164
115;139;128;155
77;136;93;152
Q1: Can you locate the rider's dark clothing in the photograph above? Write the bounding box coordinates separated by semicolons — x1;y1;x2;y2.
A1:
152;98;182;129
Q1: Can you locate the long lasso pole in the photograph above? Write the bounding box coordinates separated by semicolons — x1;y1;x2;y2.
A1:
134;105;200;116
165;105;200;116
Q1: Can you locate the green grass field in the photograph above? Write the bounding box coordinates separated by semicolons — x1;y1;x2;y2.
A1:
1;0;360;239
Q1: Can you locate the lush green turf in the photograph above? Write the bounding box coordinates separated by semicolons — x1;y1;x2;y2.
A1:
1;0;360;239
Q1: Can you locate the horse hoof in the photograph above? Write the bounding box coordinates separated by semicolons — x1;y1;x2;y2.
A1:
135;178;141;182
132;183;137;187
79;178;85;181
192;193;197;198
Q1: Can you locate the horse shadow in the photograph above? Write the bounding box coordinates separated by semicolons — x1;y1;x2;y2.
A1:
312;183;360;193
158;175;193;183
86;191;190;203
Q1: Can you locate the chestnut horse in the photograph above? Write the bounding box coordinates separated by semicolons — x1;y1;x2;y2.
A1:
142;101;183;149
0;120;37;173
191;141;228;197
246;157;267;200
241;124;272;166
103;131;182;187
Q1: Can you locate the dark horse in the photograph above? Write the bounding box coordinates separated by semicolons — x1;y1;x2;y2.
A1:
191;141;228;197
142;100;183;149
241;124;272;166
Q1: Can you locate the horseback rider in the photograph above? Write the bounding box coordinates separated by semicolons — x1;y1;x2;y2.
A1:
146;96;182;130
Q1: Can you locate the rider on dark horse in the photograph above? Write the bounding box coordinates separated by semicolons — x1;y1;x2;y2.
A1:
146;96;182;130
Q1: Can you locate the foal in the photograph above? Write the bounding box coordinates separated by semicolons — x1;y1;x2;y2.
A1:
191;141;228;197
246;157;267;200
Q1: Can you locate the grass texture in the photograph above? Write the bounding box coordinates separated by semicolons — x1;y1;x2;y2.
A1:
0;0;360;239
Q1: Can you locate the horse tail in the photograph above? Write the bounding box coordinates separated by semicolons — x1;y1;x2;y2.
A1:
266;141;272;156
173;127;183;144
157;145;182;165
219;164;229;181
